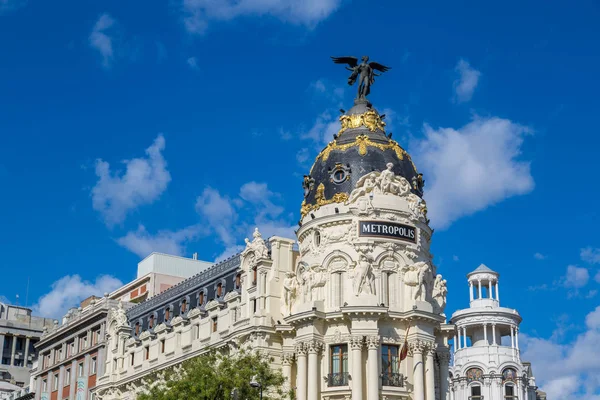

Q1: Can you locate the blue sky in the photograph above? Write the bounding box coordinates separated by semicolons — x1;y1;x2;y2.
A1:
1;0;600;397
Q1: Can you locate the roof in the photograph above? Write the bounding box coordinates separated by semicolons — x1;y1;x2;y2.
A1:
467;263;499;277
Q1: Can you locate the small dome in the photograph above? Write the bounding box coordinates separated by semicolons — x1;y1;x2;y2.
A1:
467;264;499;278
300;100;422;218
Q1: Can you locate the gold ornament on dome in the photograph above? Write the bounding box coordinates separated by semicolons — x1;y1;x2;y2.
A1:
300;183;349;218
338;109;386;137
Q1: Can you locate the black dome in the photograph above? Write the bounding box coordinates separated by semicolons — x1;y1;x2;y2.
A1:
301;100;422;218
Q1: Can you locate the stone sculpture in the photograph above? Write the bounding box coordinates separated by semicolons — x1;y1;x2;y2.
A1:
352;255;376;296
281;272;297;316
243;227;269;260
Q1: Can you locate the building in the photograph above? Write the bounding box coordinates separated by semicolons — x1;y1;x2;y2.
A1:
0;303;54;388
96;84;459;400
31;253;212;400
449;265;543;400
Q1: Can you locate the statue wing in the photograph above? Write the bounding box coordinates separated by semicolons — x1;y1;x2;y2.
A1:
369;61;391;73
331;56;359;68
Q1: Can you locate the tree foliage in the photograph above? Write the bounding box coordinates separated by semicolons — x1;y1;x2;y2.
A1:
137;350;292;400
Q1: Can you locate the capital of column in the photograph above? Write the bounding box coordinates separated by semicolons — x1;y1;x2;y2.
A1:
306;340;323;354
366;335;380;350
282;352;295;365
350;335;364;350
408;340;426;356
436;350;451;364
295;342;307;356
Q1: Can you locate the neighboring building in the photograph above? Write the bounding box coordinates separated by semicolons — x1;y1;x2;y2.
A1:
96;94;457;400
30;252;212;400
109;253;213;304
449;265;542;400
0;303;54;388
0;361;37;400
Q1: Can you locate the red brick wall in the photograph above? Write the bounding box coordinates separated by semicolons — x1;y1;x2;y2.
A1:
62;385;70;399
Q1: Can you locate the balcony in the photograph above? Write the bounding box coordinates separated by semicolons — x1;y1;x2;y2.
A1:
382;372;404;387
327;372;349;387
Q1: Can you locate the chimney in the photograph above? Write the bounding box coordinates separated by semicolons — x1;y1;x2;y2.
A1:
193;252;198;260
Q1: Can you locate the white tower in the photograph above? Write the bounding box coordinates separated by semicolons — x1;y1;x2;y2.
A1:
449;264;541;400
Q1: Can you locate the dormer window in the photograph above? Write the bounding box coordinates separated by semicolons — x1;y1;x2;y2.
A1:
181;299;187;314
165;308;170;322
135;322;140;336
199;291;205;306
217;283;223;298
149;315;154;329
235;274;241;290
252;267;257;285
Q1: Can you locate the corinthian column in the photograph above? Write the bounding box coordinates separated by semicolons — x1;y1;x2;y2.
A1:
282;353;294;392
425;346;436;400
411;342;425;400
307;341;322;400
296;343;308;400
367;336;380;400
350;336;364;400
437;351;451;400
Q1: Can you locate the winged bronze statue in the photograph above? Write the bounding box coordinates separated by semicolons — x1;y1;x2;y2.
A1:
331;56;390;100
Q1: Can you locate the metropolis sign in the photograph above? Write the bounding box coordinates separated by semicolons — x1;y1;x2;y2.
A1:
358;221;417;243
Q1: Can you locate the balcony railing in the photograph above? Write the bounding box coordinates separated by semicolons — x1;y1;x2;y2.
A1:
327;372;350;387
381;372;404;387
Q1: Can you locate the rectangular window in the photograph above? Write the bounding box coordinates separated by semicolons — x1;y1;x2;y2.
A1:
42;379;48;392
53;374;59;391
160;339;165;354
196;324;200;340
212;317;218;332
78;362;84;377
328;344;348;387
235;274;241;290
504;384;516;399
472;385;482;399
131;353;135;366
91;357;97;375
252;299;257;314
382;344;403;387
145;346;149;360
199;292;205;306
64;369;71;385
252;267;257;285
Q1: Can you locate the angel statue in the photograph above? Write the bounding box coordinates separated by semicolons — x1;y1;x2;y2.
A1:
331;56;391;100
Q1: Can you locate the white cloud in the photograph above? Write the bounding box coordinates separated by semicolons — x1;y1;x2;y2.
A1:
182;0;342;35
564;265;589;288
296;148;310;164
187;56;199;70
195;187;238;246
521;306;600;399
410;116;534;229
452;59;481;103
302;110;339;147
89;13;116;68
117;224;203;258
92;135;171;227
581;247;600;264
452;255;459;262
309;79;345;104
33;275;123;319
534;252;547;260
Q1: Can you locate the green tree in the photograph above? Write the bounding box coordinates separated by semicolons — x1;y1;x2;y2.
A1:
137;350;292;400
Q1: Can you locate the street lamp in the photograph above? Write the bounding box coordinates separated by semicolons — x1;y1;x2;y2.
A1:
250;375;263;400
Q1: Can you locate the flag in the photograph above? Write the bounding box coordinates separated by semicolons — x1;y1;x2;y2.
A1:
399;325;410;361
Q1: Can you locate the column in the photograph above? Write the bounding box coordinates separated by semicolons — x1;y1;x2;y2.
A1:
282;353;293;391
515;328;520;350
483;324;488;344
495;282;500;303
492;324;497;346
367;336;379;400
24;337;30;367
462;328;467;348
477;280;482;299
437;352;450;400
411;342;425;400
510;326;515;348
425;347;435;400
307;341;320;400
0;334;5;362
351;336;363;400
488;281;493;299
10;335;17;366
296;344;307;400
469;282;474;301
454;333;458;353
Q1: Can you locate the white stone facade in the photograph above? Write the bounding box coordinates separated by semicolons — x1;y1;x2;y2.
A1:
449;265;540;400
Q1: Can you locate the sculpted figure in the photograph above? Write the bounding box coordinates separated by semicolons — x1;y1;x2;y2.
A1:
111;301;128;328
377;163;412;196
331;55;391;100
281;272;297;316
348;172;379;205
432;274;448;314
353;255;376;296
309;266;328;301
243;228;269;260
404;261;432;301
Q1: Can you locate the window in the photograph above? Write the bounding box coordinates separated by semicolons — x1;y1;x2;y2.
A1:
149;315;155;329
91;357;97;375
165;308;170;322
90;392;96;400
181;299;187;314
130;353;135;366
505;384;517;399
252;267;257;285
212;317;218;332
64;369;71;385
53;373;59;391
79;335;87;350
196;324;200;340
42;379;48;392
252;299;257;314
328;345;348;387
160;339;165;354
470;385;482;400
78;362;84;377
199;291;205;306
382;345;402;387
54;348;61;363
135;322;140;336
314;230;321;247
92;329;100;346
66;341;73;357
235;274;241;290
216;283;223;298
145;346;149;360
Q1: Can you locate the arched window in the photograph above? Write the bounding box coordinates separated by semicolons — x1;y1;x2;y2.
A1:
181;299;187;314
149;315;154;329
165;307;170;322
252;267;257;285
235;274;241;290
199;291;205;306
135;322;140;336
216;282;223;298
